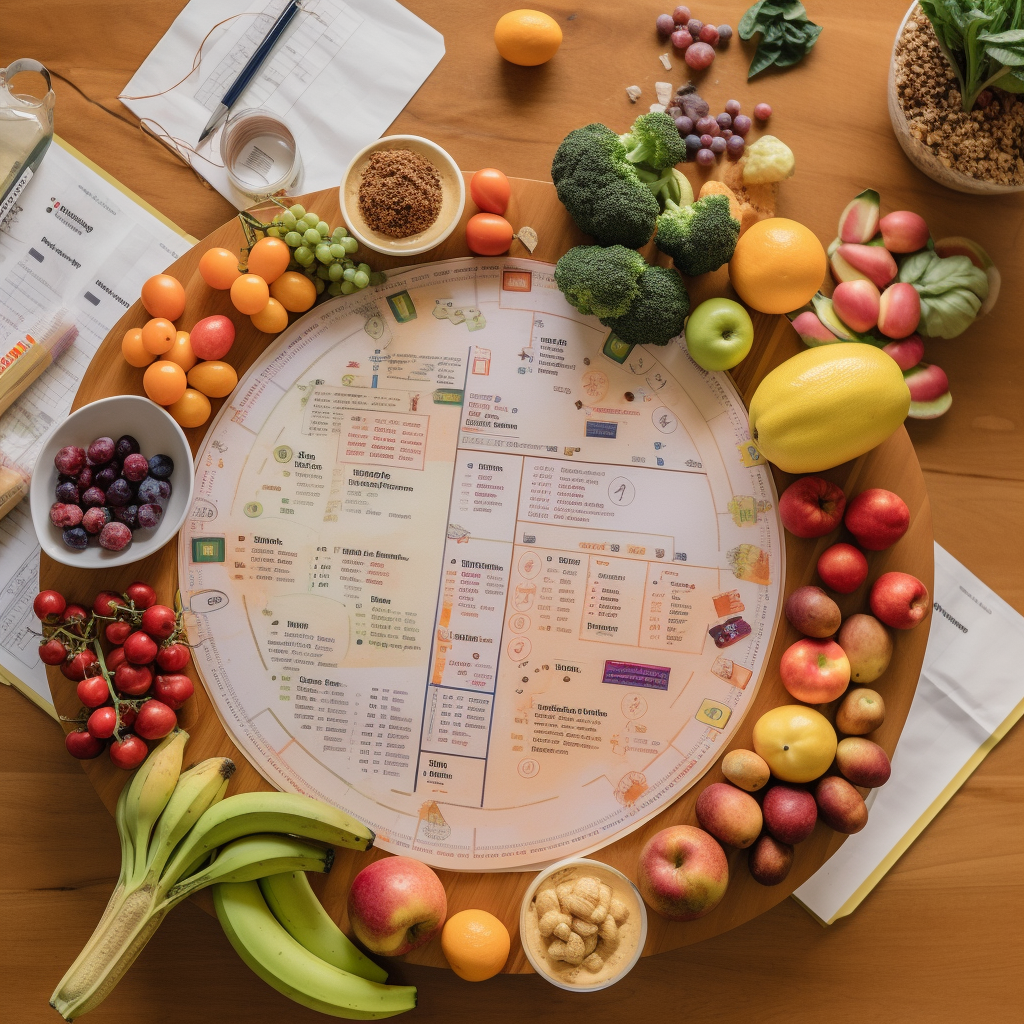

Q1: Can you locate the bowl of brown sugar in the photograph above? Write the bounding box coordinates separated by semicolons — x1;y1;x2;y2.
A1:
340;135;466;256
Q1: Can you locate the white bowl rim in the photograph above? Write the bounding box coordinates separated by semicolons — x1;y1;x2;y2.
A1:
30;394;195;569
338;134;467;256
518;856;648;992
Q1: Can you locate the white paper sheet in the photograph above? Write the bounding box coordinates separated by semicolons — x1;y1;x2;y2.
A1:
0;140;191;715
793;543;1024;923
120;0;445;208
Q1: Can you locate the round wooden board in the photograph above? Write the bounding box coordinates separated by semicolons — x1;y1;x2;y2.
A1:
42;175;933;973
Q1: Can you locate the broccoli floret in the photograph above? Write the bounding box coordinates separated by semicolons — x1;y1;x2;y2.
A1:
655;193;740;277
603;266;690;348
619;112;687;170
551;123;660;248
554;245;648;319
640;166;694;207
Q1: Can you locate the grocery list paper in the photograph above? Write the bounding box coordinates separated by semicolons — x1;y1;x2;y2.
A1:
793;543;1024;924
121;0;445;208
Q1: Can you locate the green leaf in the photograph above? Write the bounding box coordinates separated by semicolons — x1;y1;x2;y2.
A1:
748;41;783;78
775;43;808;67
739;1;770;37
979;28;1024;45
985;43;1024;63
994;67;1024;90
802;21;823;45
782;1;808;20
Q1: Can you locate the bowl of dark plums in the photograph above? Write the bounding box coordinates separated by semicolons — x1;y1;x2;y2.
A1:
30;395;194;568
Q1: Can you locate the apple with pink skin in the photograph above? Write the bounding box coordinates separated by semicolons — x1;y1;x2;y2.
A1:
905;362;952;419
817;542;868;594
832;279;880;333
838;189;880;244
695;782;763;848
762;783;818;843
785;585;841;638
845;488;910;551
780;637;851;703
835;243;897;288
747;834;794;886
347;855;447;956
636;825;729;921
836;736;892;787
877;282;921;338
870;571;930;629
882;334;925;371
836;687;885;735
779;476;846;539
815;775;868;834
837;614;893;683
790;310;840;346
879;210;930;253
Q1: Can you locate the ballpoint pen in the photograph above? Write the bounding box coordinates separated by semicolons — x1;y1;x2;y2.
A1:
198;0;301;144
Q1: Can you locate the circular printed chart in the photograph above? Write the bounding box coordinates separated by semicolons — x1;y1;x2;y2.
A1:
179;257;784;871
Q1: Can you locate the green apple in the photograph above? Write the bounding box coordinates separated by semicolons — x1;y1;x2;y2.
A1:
684;298;754;371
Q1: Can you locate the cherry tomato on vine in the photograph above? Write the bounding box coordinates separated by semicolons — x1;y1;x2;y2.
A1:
109;735;148;770
470;168;511;215
124;631;158;665
153;674;194;710
94;591;125;617
135;700;177;740
87;706;118;740
106;646;127;673
125;581;157;609
156;643;190;673
106;620;133;645
38;638;68;665
141;605;177;640
77;675;111;708
33;590;66;620
61;649;98;682
66;730;105;760
115;663;153;696
60;604;89;635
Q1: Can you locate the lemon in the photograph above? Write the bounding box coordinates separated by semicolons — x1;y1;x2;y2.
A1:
494;10;563;66
749;343;910;473
441;909;510;981
753;705;837;783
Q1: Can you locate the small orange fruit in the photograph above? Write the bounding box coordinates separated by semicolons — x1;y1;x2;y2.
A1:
729;218;827;315
140;274;186;320
143;360;187;406
122;328;153;368
167;388;211;429
247;236;291;284
250;296;289;334
230;273;270;315
141;317;177;355
199;247;242;290
494;9;562;66
166;330;197;372
440;909;510;982
270;271;317;313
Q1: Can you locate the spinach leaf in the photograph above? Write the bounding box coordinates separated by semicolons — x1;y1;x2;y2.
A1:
740;0;823;78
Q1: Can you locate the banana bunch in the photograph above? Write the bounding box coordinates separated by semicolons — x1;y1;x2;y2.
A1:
213;873;416;1018
50;731;378;1021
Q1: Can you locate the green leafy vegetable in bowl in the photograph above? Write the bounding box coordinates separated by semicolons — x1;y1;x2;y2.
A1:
739;1;823;78
898;250;990;338
918;0;1024;111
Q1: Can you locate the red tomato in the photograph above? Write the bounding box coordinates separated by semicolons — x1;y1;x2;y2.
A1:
77;676;111;708
470;168;511;215
66;730;105;760
135;700;178;740
466;213;514;256
109;735;149;770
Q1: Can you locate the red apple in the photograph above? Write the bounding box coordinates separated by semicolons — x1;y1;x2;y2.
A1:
784;585;841;638
832;279;880;333
877;282;921;338
747;835;794;886
762;784;818;844
879;210;930;253
882;334;925;371
695;782;763;848
845;488;910;551
780;637;851;703
817;542;868;594
869;571;930;629
836;736;892;787
347;856;447;956
779;476;846;539
636;825;729;921
815;776;868;834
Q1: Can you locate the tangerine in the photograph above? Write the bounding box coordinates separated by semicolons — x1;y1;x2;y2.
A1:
440;909;510;982
494;9;563;66
121;328;153;368
728;218;827;315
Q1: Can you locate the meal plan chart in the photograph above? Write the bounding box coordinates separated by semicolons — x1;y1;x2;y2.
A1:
180;258;784;870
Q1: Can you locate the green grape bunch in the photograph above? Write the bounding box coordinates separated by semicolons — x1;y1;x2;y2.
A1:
263;204;386;298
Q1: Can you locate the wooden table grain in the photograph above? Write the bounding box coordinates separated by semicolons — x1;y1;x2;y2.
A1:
1;0;1022;1020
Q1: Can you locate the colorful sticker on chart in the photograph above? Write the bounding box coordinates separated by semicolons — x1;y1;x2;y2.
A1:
736;440;764;468
727;543;771;585
711;656;752;689
696;698;732;729
386;290;417;322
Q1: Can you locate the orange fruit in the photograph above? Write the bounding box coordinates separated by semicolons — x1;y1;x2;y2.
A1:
199;247;242;290
230;273;270;315
166;330;197;372
167;388;211;429
247;236;291;284
440;909;510;981
250;296;289;334
494;9;562;66
729;218;827;314
143;360;187;406
270;271;317;313
141;317;177;355
140;274;186;320
122;328;154;368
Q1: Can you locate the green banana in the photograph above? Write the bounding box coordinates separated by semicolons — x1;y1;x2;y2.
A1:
160;792;375;895
260;871;388;983
125;730;188;882
144;756;235;882
214;881;416;1020
165;834;334;905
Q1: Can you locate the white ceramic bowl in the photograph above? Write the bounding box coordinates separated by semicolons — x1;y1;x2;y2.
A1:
339;135;466;256
30;395;194;569
519;857;648;992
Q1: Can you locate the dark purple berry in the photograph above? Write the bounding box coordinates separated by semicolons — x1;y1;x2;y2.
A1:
695;116;718;137
727;135;746;158
721;129;733;139
138;477;171;504
50;502;84;528
98;521;132;551
54;446;86;475
710;136;727;155
733;114;752;137
137;503;164;530
684;133;702;156
699;134;714;149
725;99;741;117
106;478;133;507
717;24;733;42
148;454;174;480
55;480;80;504
82;507;111;534
114;435;140;460
81;486;106;508
686;18;703;37
113;504;139;530
717;112;732;130
675;115;694;136
76;466;93;489
696;148;716;167
87;437;115;465
95;465;120;490
63;526;89;550
122;453;149;481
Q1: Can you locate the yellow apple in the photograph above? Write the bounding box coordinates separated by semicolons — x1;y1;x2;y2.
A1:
752;705;837;783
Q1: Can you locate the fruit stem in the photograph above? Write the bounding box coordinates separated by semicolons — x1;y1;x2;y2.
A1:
91;639;128;741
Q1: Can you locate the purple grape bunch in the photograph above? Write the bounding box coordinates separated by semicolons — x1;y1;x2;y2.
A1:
50;435;174;553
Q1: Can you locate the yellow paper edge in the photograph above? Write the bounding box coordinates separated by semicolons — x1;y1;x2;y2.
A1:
792;691;1024;926
53;135;198;244
0;665;56;720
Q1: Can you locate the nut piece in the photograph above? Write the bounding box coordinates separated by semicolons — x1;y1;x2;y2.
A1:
574;876;601;904
590;882;612;923
571;917;599;937
555;882;575;904
553;920;572;941
609;897;630;924
582;952;604;973
548;931;586;965
582;932;599;957
538;910;572;938
535;888;560;917
561;893;596;919
598;915;619;949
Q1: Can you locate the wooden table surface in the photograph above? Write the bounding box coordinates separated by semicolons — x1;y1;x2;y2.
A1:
2;0;1022;1019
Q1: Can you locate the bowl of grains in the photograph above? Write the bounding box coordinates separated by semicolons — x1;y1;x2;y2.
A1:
340;135;466;255
889;4;1024;194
